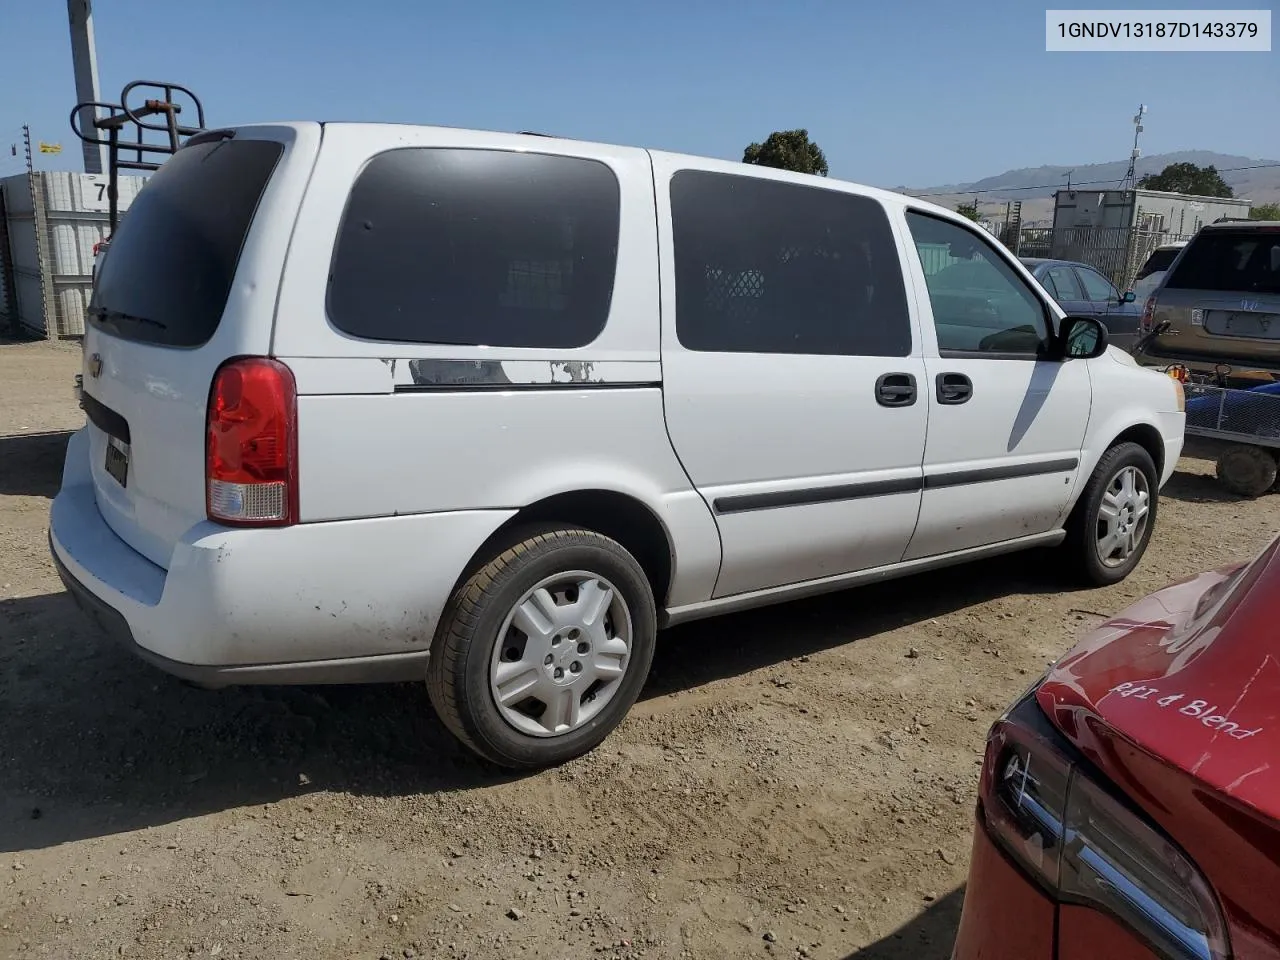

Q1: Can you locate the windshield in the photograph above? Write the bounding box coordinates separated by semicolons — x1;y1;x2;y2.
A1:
1165;230;1280;295
89;138;283;347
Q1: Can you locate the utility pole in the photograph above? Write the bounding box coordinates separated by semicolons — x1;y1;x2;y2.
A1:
1121;104;1146;193
22;124;33;175
1119;104;1147;290
67;0;106;174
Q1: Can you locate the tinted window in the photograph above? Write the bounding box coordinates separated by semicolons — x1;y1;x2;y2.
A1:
1136;247;1181;279
670;171;910;356
906;212;1049;357
1045;265;1084;300
1166;230;1280;295
89;138;283;348
1076;266;1117;301
328;149;620;348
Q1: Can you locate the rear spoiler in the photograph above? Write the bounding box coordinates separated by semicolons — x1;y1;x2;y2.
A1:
70;80;209;231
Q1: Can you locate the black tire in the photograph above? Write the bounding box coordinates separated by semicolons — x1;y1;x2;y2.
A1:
1215;444;1277;498
1064;442;1159;587
426;527;657;770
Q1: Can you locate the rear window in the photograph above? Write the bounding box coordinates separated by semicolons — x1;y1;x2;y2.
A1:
89;138;283;348
1135;247;1181;279
327;148;620;348
1165;230;1280;295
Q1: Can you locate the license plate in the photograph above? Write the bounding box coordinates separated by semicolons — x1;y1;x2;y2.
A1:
104;436;129;488
1205;311;1280;339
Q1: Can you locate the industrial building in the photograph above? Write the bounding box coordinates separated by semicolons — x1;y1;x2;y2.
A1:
1043;187;1253;287
1051;187;1253;235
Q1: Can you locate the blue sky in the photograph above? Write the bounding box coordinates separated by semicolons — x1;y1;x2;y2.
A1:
1;0;1276;187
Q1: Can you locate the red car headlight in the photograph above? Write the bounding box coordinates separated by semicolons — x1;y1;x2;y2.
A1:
981;696;1229;960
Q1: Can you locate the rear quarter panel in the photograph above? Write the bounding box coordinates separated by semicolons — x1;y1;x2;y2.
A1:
952;821;1055;960
270;125;722;608
1037;540;1280;959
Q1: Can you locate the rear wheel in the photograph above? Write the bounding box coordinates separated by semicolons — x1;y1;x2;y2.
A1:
426;527;656;770
1065;442;1158;586
1215;444;1277;498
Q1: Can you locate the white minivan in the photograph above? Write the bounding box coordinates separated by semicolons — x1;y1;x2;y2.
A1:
52;123;1186;768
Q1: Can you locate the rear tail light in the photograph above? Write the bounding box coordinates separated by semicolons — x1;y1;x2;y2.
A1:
205;357;298;527
980;698;1229;960
1140;294;1158;334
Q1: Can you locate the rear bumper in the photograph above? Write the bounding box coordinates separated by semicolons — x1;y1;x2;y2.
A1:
49;427;515;684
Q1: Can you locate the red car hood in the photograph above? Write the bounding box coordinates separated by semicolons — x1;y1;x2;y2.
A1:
1038;534;1280;820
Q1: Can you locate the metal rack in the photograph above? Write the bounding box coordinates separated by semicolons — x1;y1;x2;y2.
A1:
70;80;206;231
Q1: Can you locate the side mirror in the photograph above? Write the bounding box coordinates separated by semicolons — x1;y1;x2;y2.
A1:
1122;290;1137;303
1060;315;1109;360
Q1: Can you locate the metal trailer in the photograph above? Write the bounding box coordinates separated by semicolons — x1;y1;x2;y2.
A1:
1181;375;1280;497
1130;322;1280;498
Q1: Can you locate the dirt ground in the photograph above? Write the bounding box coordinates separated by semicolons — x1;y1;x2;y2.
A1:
2;338;1277;960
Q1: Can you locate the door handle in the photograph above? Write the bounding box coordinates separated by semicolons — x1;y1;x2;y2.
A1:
875;372;917;408
935;372;973;405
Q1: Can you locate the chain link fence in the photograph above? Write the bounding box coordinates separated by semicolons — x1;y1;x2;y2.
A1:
1001;224;1197;290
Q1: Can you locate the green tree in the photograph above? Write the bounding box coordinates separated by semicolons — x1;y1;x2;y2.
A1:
742;129;828;176
955;200;981;222
1249;201;1280;220
1137;162;1233;198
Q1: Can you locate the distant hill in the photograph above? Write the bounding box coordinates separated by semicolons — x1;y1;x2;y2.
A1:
898;151;1280;225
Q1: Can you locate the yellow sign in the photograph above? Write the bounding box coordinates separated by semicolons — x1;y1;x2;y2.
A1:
39;142;62;155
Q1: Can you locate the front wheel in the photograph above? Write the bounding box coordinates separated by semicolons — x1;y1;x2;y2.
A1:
1064;442;1159;587
426;528;657;770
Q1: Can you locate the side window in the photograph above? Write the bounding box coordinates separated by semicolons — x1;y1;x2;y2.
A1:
1045;265;1084;300
669;170;911;356
905;212;1050;358
328;148;621;348
1076;267;1118;302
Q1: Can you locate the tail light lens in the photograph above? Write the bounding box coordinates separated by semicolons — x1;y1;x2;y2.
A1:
981;697;1229;960
206;357;298;527
1140;294;1158;334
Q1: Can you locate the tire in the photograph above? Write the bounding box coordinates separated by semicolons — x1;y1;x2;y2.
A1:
1215;444;1277;498
1065;442;1159;587
426;527;657;770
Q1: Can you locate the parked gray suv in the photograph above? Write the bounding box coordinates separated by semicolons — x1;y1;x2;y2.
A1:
1138;221;1280;382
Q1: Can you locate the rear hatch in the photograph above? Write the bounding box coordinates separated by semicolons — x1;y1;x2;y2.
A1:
1036;535;1280;952
79;124;319;569
1145;225;1280;369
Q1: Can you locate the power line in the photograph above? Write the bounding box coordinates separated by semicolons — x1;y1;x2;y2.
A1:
907;162;1280;199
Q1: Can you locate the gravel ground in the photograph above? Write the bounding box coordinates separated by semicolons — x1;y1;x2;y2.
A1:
2;338;1277;960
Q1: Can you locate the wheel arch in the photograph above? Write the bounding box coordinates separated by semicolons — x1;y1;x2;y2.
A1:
1065;419;1166;525
453;489;676;611
1108;422;1166;479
